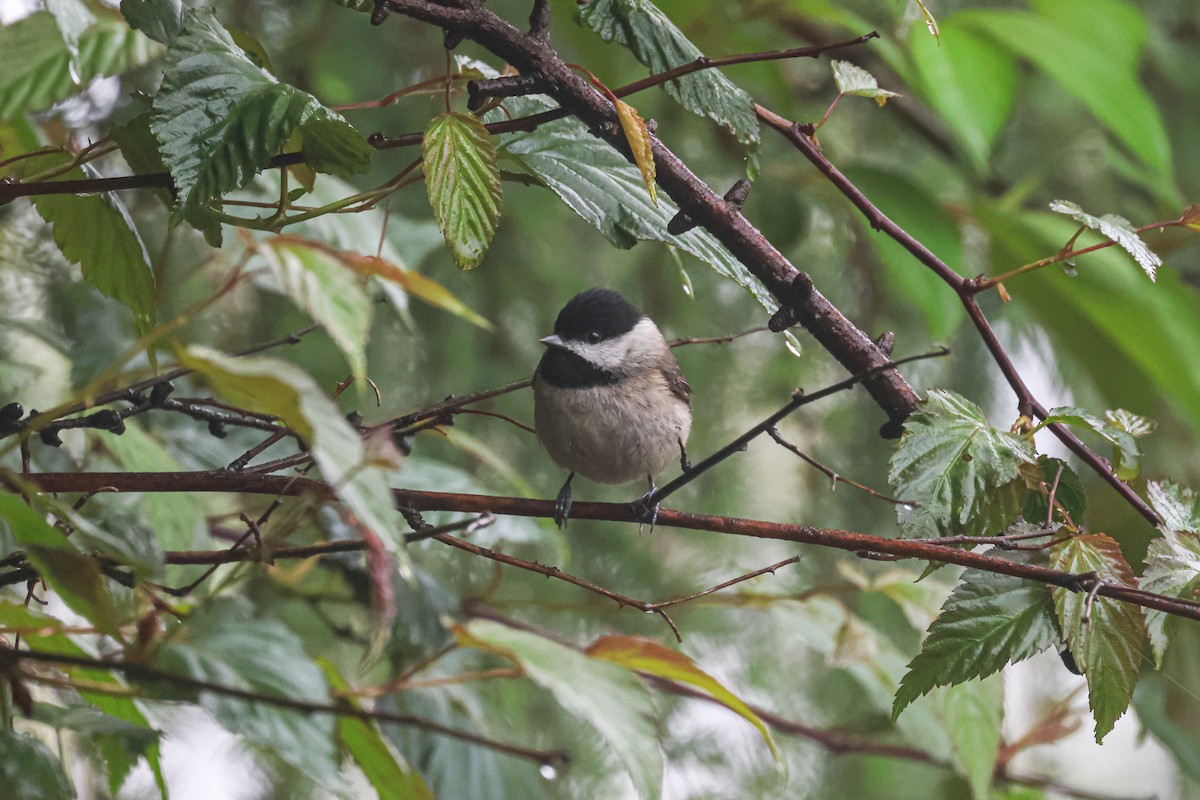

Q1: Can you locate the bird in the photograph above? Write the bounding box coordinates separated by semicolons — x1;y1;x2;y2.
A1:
533;288;692;528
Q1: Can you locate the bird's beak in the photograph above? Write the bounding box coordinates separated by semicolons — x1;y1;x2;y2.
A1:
540;334;565;348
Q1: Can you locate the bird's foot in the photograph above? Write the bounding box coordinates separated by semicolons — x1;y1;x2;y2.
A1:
554;473;575;529
633;477;660;533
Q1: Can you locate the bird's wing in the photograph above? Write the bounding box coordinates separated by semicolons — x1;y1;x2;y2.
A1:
661;360;692;405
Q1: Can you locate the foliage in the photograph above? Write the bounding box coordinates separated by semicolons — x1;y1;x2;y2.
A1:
1;0;1198;799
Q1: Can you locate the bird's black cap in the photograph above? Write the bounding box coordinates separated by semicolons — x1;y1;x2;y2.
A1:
554;288;643;343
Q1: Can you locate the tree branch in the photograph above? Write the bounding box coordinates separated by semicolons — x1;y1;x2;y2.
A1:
15;471;1200;622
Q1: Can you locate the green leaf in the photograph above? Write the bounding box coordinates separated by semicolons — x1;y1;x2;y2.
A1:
907;19;1016;173
0;490;121;636
958;7;1172;179
1021;456;1086;526
27;154;156;335
296;116;374;177
0;13;160;122
1048;200;1161;281
457;619;663;800
178;347;407;571
151;10;369;211
892;551;1059;720
890;390;1037;537
1038;405;1143;481
577;0;759;145
35;703;159;797
490;95;792;340
261;236;372;381
941;676;1003;800
155;597;339;781
1141;482;1200;666
422;112;502;270
0;730;74;800
0;603;167;796
1148;480;1200;534
586;635;778;760
120;0;184;44
322;661;434;800
1141;530;1200;668
830;60;900;106
1051;534;1145;742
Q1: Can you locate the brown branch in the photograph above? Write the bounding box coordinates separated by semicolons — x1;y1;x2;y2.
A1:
755;104;1162;526
15;471;1200;622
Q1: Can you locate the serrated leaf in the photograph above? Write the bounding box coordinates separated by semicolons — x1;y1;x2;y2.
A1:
1022;456;1086;526
831;60;901;106
892;551;1059;720
1048;200;1161;281
1148;480;1200;535
155;597;338;781
1039;405;1143;480
0;731;74;800
457;620;663;800
1141;531;1200;668
0;13;160;122
0;491;121;636
151;10;370;211
1051;534;1145;742
490;95;795;346
890;390;1037;537
614;99;657;205
26;154;156;335
321;660;434;800
422;112;502;269
120;0;184;44
261;236;371;381
1142;481;1200;666
1104;408;1157;439
587;635;778;760
578;0;759;145
178;348;407;573
942;676;1002;800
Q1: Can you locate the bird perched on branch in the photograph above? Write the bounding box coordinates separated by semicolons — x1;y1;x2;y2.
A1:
533;288;692;528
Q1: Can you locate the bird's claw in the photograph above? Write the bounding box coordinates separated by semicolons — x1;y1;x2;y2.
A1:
554;473;574;529
634;481;660;533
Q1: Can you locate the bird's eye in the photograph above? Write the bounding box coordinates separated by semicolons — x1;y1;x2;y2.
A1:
586;331;603;344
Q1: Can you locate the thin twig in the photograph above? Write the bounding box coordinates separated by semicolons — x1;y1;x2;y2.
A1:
3;644;567;767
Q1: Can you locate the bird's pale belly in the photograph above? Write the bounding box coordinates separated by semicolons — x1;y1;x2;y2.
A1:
534;382;691;485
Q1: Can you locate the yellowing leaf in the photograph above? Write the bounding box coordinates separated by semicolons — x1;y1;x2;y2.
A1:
615;99;657;206
587;635;779;759
338;250;492;330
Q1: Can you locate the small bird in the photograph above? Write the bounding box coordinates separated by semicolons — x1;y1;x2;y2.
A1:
533;288;692;528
